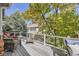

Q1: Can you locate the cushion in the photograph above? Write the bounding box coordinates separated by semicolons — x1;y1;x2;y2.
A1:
65;39;79;45
65;39;79;55
68;45;79;55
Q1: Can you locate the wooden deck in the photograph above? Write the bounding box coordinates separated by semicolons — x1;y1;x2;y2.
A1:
4;45;30;56
21;40;54;56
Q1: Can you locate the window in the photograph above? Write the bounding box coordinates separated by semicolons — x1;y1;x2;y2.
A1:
30;27;36;31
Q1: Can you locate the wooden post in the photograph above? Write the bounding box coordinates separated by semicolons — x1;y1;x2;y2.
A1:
0;8;3;40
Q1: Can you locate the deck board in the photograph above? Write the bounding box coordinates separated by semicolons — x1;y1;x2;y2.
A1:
21;41;54;56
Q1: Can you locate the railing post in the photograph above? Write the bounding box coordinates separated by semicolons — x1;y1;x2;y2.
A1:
44;34;46;45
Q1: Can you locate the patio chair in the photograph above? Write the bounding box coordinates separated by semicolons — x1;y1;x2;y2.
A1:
64;39;79;56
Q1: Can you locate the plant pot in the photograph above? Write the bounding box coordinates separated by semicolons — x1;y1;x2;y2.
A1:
0;40;4;47
0;51;4;56
0;40;4;56
0;48;4;51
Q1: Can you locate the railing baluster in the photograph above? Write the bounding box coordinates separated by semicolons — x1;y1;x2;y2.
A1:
54;37;57;46
44;34;46;45
60;39;62;48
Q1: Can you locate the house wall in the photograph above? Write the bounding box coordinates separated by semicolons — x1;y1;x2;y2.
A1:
27;27;39;33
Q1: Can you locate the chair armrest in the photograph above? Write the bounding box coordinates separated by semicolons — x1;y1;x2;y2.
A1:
65;46;73;56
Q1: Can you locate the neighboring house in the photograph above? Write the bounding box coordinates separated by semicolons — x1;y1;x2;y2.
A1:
26;24;39;34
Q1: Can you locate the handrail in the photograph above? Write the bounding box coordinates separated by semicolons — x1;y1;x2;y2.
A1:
46;44;67;52
26;32;78;40
26;32;78;49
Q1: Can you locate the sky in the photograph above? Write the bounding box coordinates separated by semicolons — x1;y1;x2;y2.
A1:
4;3;79;25
25;19;32;25
5;3;29;16
5;3;79;16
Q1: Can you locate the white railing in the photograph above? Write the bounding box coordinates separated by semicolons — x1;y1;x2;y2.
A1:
26;32;78;49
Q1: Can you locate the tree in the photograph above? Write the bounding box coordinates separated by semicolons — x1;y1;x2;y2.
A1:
22;3;79;37
3;10;27;32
